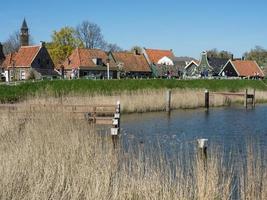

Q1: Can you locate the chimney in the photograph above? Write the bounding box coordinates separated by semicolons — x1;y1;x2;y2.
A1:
231;54;234;61
242;56;245;61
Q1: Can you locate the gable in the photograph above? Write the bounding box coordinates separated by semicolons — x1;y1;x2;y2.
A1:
157;56;174;65
31;46;55;69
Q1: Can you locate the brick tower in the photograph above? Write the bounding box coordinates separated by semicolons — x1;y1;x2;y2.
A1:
20;18;29;46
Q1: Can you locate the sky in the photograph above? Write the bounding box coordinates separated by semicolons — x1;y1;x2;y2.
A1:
0;0;267;59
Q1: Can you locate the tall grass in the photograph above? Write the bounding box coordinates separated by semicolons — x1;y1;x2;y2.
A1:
0;79;267;103
24;88;267;113
0;108;266;199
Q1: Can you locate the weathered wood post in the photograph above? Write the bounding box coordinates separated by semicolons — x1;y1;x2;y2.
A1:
166;90;171;112
253;89;256;108
111;101;121;148
111;101;121;136
205;89;209;110
197;138;208;162
244;89;248;109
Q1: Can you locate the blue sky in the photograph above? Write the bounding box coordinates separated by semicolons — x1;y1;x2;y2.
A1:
0;0;267;58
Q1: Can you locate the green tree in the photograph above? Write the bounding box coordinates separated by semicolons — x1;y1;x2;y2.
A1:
244;46;267;67
130;46;143;54
207;48;233;59
47;27;83;67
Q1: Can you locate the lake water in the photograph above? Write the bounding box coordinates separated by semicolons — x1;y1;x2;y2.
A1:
120;105;267;153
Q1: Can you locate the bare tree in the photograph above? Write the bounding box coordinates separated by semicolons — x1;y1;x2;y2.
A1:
76;21;105;49
3;31;20;55
103;43;123;52
3;31;34;55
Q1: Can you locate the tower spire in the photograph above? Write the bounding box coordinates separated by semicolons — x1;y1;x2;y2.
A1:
20;18;29;46
21;18;28;30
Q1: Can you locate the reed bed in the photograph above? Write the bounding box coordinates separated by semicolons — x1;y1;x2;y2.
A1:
23;88;267;113
0;109;266;199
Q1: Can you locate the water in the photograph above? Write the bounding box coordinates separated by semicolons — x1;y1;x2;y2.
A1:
120;105;267;152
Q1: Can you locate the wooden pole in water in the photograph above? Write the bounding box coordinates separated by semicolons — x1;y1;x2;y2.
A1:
166;90;171;112
244;89;248;109
205;89;209;110
253;89;256;108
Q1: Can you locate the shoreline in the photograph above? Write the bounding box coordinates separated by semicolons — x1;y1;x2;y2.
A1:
13;88;267;114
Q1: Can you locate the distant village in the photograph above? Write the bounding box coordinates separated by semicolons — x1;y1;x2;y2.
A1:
0;19;265;82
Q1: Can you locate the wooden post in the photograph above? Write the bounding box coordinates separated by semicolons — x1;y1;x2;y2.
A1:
253;89;256;108
197;139;208;162
205;89;209;110
111;100;121;136
166;90;171;112
92;106;96;123
244;89;248;108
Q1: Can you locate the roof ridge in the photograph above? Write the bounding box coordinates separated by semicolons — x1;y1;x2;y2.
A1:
21;45;40;48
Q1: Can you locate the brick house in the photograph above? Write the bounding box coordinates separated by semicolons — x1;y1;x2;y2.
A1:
2;42;55;81
62;48;117;79
219;60;264;79
110;51;151;78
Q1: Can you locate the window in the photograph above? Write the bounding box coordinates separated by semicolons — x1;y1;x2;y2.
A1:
20;70;26;80
38;59;41;64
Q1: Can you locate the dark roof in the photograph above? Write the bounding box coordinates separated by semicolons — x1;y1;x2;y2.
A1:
173;60;187;71
173;56;197;63
207;57;229;75
21;18;28;30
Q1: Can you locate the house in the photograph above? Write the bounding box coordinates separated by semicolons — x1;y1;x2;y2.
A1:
184;60;200;77
184;51;229;77
110;51;151;78
2;42;55;81
219;60;264;79
143;48;176;77
173;57;198;77
62;48;117;79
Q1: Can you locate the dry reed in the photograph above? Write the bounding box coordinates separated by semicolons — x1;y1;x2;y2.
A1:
0;107;266;199
22;89;267;113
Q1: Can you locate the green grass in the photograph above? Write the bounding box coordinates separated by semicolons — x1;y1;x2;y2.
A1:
0;79;267;103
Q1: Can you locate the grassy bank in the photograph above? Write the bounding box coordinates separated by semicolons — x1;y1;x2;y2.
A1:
1;79;267;103
0;111;266;199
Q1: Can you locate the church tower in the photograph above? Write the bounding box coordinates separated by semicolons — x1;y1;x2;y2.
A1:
20;18;29;46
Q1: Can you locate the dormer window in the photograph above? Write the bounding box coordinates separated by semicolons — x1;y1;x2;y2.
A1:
92;58;103;66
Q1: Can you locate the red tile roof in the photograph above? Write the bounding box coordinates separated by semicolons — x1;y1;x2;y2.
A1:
63;48;115;69
232;60;264;77
145;48;175;64
2;53;17;69
14;46;40;67
112;52;151;72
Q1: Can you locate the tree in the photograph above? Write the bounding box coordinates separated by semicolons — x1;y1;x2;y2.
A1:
207;48;233;59
46;27;83;66
3;31;20;55
76;21;105;49
130;46;143;54
243;46;267;67
3;31;34;55
103;43;123;52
